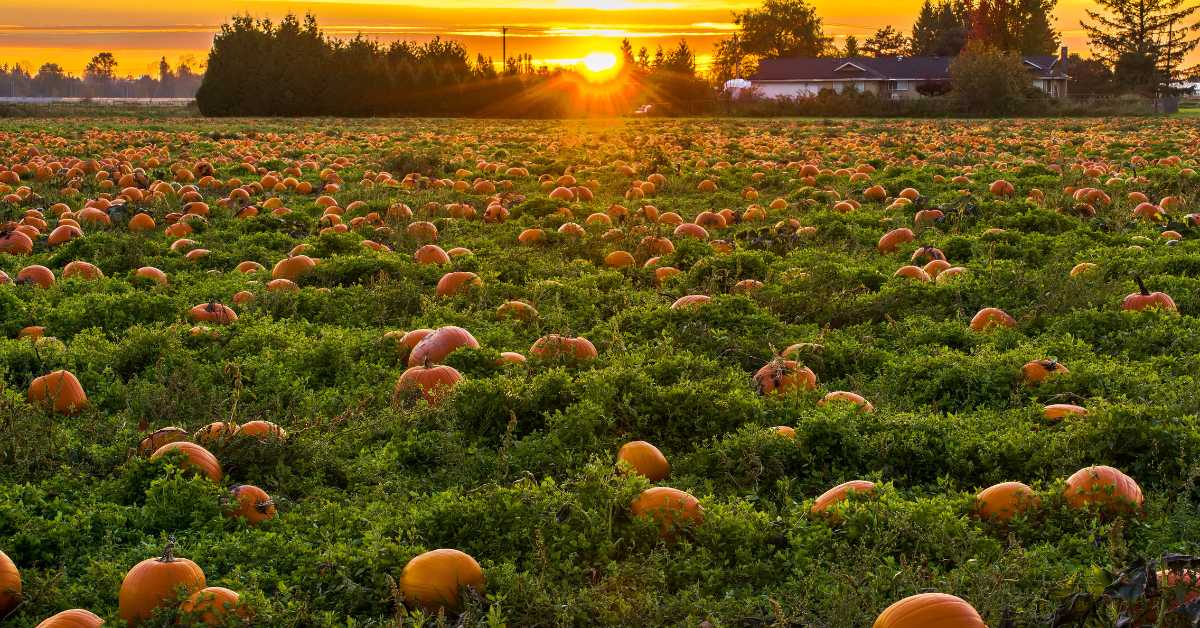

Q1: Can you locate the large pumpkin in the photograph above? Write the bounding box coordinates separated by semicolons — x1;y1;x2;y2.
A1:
399;549;485;612
28;370;88;414
35;608;104;628
118;540;206;624
396;363;463;406
975;481;1039;521
227;485;277;525
150;442;223;482
873;592;986;628
0;549;19;617
630;487;703;537
1064;465;1143;514
408;326;480;366
753;359;816;395
617;441;670;481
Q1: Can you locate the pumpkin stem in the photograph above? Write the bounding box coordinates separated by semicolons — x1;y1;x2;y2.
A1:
160;536;177;563
256;499;275;514
1134;275;1149;296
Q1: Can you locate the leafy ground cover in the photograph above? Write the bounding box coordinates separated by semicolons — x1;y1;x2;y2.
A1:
0;116;1199;626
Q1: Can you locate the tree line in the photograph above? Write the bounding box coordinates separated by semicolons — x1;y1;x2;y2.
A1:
195;14;711;116
0;54;201;99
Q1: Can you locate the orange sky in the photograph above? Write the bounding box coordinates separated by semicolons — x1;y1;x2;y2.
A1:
0;0;1099;77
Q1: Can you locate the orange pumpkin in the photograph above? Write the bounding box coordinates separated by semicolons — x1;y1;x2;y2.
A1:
497;301;539;322
227;485;277;525
530;335;597;361
187;302;237;325
62;261;104;281
0;229;34;255
771;425;796;438
134;266;168;286
137;427;188;456
414;244;450;265
272;255;316;281
193;421;234;445
877;228;914;253
1022;359;1068;384
179;586;243;625
0;549;20;618
969;307;1016;331
753;359;816;394
819;391;874;412
1043;403;1087;419
28;370;88;414
150;442;222;482
873;592;986;628
35;609;104;628
1122;276;1177;312
1064;465;1143;514
811;480;876;517
671;294;711;309
235;420;287;441
17;265;55;289
975;481;1039;521
436;271;482;297
408;326;480;366
617;441;670;481
396;363;463;406
118;540;206;625
630;487;703;537
399;549;485;612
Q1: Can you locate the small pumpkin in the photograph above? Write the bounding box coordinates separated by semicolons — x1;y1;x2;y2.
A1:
975;481;1039;521
873;592;986;628
227;485;277;525
408;326;480;366
150;442;222;482
616;441;670;481
187;302;237;325
271;254;316;281
137;427;188;456
530;335;597;362
234;420;287;441
436;271;482;297
118;540;206;625
670;294;711;309
630;487;703;537
1043;403;1087;420
396;363;463;406
0;549;20;617
193;421;234;445
877;228;914;253
179;586;243;625
969;307;1016;331
1121;276;1177;312
28;370;88;414
753;359;816;395
414;244;450;265
35;608;104;628
811;480;875;518
497;301;538;322
399;549;485;613
819;391;874;412
1022;359;1068;384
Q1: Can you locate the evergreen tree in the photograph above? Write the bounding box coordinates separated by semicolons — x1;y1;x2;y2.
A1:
1082;0;1200;94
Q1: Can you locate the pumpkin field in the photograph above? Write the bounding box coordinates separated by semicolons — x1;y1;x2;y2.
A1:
2;116;1200;627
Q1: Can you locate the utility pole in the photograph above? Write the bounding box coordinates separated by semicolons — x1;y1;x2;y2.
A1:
502;27;507;69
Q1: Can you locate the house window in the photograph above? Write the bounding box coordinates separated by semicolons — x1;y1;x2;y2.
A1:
893;81;910;91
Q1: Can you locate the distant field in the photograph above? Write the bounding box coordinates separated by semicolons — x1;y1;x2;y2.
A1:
1;116;1199;627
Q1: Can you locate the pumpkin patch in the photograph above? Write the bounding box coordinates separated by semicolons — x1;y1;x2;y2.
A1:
1;116;1199;626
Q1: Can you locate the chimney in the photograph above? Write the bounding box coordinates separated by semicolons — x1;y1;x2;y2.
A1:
1060;46;1069;98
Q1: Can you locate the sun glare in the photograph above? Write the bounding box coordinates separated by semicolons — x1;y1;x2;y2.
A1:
581;52;619;81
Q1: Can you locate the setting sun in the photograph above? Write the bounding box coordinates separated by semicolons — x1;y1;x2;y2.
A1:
581;51;620;80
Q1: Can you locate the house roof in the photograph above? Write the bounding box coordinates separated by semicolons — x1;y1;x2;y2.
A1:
749;54;1068;82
